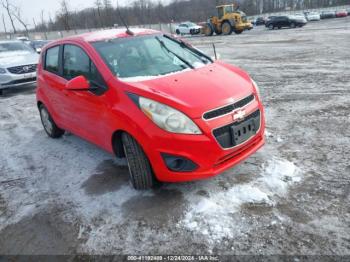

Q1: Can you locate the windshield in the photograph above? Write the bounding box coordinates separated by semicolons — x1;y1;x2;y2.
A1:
187;22;197;27
92;34;212;80
0;42;34;53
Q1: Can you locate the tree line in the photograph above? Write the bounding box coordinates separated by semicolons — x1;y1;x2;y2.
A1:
1;0;349;34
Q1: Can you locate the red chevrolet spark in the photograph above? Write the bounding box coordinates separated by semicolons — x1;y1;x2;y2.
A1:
36;28;265;189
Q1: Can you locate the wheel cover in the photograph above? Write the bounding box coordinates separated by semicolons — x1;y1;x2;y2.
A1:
40;108;53;134
222;23;231;34
204;26;212;35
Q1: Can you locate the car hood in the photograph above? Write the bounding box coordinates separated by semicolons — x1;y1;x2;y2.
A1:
0;51;39;68
122;62;254;119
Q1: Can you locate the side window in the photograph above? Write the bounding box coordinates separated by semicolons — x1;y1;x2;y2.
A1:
63;44;107;94
45;46;59;74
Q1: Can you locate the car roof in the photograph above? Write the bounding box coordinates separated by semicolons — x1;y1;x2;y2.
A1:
61;28;160;43
0;40;24;44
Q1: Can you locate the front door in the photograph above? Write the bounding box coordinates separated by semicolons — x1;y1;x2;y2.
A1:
60;44;110;148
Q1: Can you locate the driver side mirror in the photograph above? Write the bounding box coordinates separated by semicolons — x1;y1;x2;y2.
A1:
65;75;90;91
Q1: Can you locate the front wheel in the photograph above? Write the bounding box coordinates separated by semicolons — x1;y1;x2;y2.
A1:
175;29;180;35
234;30;243;34
0;89;3;96
39;104;65;138
268;24;274;30
122;133;157;190
291;23;296;28
221;21;232;35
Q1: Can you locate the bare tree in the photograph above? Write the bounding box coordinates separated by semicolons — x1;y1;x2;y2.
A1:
60;0;71;31
32;18;37;30
0;0;16;33
40;10;48;39
2;13;7;34
11;6;29;36
94;0;103;27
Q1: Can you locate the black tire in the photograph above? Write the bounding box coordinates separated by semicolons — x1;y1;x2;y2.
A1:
0;89;3;96
278;26;281;29
221;21;232;35
39;104;65;138
175;29;180;35
268;24;274;30
203;23;214;36
214;28;222;35
291;23;296;28
234;30;243;34
122;133;156;190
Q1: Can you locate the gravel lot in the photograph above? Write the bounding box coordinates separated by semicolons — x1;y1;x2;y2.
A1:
0;17;349;255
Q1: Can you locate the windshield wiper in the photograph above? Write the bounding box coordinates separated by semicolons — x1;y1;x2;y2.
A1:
155;36;194;69
163;34;213;63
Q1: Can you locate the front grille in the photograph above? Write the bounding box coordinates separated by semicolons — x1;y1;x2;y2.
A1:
7;64;37;74
213;109;260;149
203;94;255;120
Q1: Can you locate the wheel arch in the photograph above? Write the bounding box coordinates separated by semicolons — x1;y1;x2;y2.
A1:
37;100;43;109
223;19;236;27
111;129;126;158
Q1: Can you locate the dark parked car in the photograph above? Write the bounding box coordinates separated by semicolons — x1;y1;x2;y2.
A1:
265;16;307;30
29;40;51;53
320;11;336;19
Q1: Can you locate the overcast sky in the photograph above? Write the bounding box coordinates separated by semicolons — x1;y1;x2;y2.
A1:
1;0;168;31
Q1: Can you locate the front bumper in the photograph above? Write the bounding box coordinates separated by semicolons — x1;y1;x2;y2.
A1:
141;98;265;182
190;28;201;34
0;72;37;89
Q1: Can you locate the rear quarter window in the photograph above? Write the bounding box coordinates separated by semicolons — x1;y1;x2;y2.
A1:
45;46;59;74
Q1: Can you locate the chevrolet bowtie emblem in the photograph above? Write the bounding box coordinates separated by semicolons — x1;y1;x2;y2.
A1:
233;110;246;121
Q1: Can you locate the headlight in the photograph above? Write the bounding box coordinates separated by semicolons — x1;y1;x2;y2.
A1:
0;68;7;74
251;79;261;99
137;96;202;134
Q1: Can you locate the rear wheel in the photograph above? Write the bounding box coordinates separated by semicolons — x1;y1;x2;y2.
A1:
221;21;232;35
175;29;180;35
203;23;214;36
122;133;157;190
234;30;243;34
268;24;274;30
39;104;65;138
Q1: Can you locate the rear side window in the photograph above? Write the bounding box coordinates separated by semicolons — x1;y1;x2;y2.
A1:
45;46;59;73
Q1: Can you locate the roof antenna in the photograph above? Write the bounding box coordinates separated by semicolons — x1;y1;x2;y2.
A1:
116;0;134;36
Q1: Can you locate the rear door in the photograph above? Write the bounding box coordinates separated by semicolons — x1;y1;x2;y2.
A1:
41;45;68;128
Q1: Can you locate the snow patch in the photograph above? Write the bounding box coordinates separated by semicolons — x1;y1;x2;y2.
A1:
179;157;302;242
119;68;191;83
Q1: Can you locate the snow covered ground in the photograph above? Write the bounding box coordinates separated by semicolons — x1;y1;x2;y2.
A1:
0;18;349;255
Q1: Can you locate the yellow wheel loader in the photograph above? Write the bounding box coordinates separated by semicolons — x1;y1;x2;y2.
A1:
203;4;253;36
